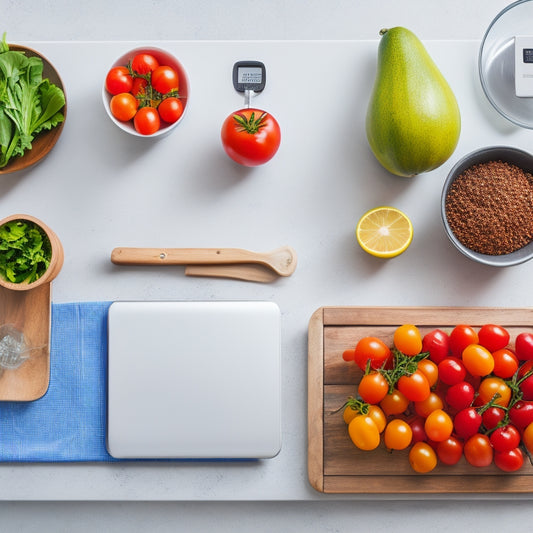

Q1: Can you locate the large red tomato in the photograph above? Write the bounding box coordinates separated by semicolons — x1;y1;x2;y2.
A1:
221;108;281;167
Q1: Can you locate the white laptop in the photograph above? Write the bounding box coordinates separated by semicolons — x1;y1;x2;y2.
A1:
106;300;281;459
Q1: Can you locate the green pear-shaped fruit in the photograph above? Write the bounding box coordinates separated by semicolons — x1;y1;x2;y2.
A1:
366;27;461;177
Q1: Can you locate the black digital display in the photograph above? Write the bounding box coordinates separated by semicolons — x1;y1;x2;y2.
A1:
523;48;533;63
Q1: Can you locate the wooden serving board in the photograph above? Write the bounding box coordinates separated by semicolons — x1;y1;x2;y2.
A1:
0;285;52;401
308;306;533;494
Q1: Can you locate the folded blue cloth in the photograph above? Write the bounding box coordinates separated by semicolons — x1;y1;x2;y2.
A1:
0;301;115;462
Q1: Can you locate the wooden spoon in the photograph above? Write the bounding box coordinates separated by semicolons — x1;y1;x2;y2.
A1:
111;246;298;277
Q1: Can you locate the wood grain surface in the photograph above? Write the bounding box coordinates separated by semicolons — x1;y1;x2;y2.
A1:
308;306;533;494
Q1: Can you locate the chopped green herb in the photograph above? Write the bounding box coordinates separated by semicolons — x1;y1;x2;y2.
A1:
0;219;51;283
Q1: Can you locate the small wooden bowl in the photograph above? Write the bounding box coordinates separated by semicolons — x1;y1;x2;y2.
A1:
0;44;67;175
0;214;64;291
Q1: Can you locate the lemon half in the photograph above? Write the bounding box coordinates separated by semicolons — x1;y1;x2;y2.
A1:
356;206;413;258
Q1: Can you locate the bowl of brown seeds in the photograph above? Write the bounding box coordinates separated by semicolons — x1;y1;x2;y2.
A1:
441;146;533;266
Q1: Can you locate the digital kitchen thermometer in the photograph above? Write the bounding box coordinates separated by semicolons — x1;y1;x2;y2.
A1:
232;60;266;107
514;36;533;97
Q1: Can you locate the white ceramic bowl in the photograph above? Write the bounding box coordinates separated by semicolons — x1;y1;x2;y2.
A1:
102;47;189;138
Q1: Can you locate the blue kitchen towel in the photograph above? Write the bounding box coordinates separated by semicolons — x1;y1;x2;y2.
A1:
0;301;116;462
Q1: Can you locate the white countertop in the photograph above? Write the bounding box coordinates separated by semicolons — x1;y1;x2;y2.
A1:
2;0;530;531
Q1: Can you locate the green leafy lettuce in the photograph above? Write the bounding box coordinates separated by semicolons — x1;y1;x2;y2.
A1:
0;32;65;168
0;220;51;283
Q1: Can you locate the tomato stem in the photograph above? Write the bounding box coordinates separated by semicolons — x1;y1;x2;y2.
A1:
232;111;268;134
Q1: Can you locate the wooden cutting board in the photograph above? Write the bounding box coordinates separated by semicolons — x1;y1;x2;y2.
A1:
308;306;533;494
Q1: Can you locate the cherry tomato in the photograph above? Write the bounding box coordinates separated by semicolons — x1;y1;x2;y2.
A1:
414;391;444;418
348;415;380;451
494;448;524;472
151;65;179;94
449;325;479;358
436;436;463;465
353;336;392;371
134;106;160;135
422;329;450;365
417;359;438;388
477;376;511;407
366;405;387;433
398;370;430;402
409;441;438;473
342;405;358;425
158;97;184;124
384;419;412;450
424;408;453;442
445;381;475;411
482;405;506;430
131;53;160;75
454;407;482;439
438;357;467;386
492;348;519;379
342;349;355;362
522;421;533;453
478;324;510;352
221;108;281;167
463;433;493;467
109;92;138;121
131;77;148;96
393;324;422;356
105;66;133;95
409;417;428;443
461;344;494;377
518;361;533;400
489;424;521;452
357;372;389;404
508;400;533;429
515;332;533;361
380;388;410;416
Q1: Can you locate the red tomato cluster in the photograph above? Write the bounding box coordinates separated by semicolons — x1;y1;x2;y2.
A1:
105;52;184;135
342;324;533;473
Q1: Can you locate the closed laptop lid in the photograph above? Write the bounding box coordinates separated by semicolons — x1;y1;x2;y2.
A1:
106;300;281;459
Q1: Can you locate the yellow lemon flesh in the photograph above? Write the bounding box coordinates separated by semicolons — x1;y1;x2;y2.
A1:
356;206;413;258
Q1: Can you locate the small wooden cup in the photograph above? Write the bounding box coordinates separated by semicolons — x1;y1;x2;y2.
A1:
0;214;64;291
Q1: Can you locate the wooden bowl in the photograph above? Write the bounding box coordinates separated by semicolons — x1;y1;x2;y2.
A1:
0;214;64;291
102;46;189;138
0;44;67;175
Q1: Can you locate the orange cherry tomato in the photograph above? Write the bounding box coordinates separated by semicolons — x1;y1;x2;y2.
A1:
366;405;387;433
414;391;444;418
522;422;533;454
464;433;493;467
348;415;380;451
380;388;410;416
357;372;389;404
462;344;495;377
477;376;512;407
398;370;430;402
409;441;438;473
424;408;453;442
384;419;413;450
417;359;439;388
393;324;423;356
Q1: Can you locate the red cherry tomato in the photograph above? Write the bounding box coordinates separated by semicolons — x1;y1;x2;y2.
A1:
106;66;133;95
409;417;428;443
445;380;475;411
221;108;281;167
131;53;160;75
478;324;510;352
482;405;506;430
109;92;138;121
398;370;431;402
489;424;521;453
438;357;467;386
357;372;389;404
158;97;184;124
463;433;493;467
151;65;179;94
131;77;148;96
492;348;519;379
393;324;422;356
449;325;478;358
421;329;450;365
134;107;160;135
508;400;533;429
353;337;391;371
436;436;463;465
515;332;533;361
518;361;533;400
494;448;524;472
454;407;482;439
